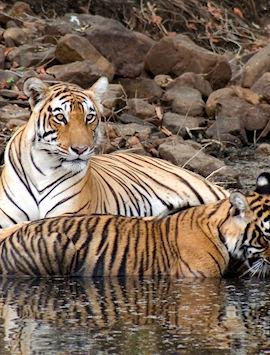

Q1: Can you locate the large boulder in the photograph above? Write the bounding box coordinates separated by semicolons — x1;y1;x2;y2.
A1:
62;14;154;78
145;34;231;89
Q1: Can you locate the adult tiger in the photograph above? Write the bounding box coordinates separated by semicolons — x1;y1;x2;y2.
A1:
0;76;228;228
0;174;269;277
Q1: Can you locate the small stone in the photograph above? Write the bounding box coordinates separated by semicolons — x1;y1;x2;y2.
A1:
256;143;270;156
163;86;204;116
119;77;163;100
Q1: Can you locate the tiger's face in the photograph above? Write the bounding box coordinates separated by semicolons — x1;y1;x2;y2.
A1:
237;192;270;278
24;77;108;172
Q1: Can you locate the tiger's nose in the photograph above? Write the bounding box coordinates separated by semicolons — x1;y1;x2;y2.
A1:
71;146;89;155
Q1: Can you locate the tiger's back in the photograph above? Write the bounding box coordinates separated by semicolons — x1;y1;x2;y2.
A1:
1;186;270;278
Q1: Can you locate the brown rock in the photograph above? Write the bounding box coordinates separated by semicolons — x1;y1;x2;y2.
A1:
242;45;270;87
55;34;114;72
158;137;225;177
163;86;204;116
127;98;156;119
251;72;270;102
206;86;260;117
119;77;163;100
9;2;34;18
145;34;231;89
256;143;270;156
133;31;156;53
3;27;27;47
46;60;114;88
0;46;5;69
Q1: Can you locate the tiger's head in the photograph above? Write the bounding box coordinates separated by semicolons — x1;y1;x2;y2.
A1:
231;172;270;278
23;77;108;172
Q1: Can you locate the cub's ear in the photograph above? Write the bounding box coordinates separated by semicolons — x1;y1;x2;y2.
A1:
87;76;109;107
255;172;270;195
229;191;249;217
23;77;49;109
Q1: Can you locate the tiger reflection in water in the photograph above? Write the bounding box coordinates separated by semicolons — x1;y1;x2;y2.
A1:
0;278;268;354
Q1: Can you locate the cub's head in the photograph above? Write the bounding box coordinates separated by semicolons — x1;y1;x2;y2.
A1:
230;172;270;278
24;77;108;171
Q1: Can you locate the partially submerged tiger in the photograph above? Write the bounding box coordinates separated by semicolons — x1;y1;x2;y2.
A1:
0;174;269;278
0;77;228;228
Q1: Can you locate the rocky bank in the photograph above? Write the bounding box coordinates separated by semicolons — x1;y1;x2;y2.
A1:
0;1;270;190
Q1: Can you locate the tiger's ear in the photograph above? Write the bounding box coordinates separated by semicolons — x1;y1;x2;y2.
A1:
23;77;49;109
229;191;249;217
87;76;109;106
255;172;270;195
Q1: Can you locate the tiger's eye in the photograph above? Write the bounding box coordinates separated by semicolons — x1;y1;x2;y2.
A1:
55;113;67;124
86;113;96;123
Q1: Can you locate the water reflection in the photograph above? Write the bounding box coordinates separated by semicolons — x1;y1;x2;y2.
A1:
0;277;269;354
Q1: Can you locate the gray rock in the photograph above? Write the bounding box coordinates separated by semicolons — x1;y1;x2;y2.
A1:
167;72;212;97
0;104;30;122
163;86;204;116
206;96;270;144
108;122;153;141
127;98;156;119
251;72;270;101
7;44;55;68
102;83;125;118
163;112;204;136
159;138;225;177
85;15;152;78
118;113;154;126
119;77;163;100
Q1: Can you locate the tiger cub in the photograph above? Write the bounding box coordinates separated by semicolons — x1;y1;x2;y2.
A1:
0;174;269;278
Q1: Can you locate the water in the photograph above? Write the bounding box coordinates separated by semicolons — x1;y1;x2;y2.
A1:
0;277;269;354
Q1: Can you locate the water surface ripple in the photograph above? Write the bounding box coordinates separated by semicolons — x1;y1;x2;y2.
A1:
0;277;269;354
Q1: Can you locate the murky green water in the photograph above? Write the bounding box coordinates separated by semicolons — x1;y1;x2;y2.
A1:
0;277;269;354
